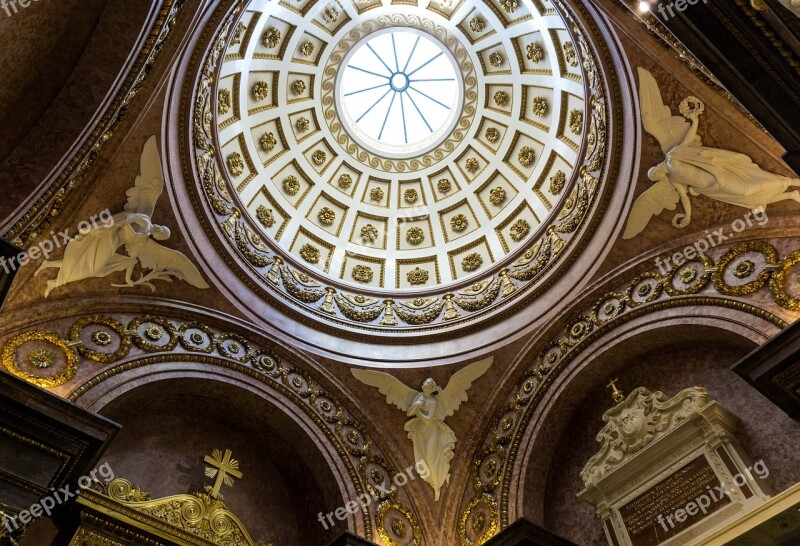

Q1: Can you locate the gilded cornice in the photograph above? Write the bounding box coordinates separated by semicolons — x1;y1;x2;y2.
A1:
3;0;187;247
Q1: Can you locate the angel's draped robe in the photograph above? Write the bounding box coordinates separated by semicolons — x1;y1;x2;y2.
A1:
404;394;456;501
666;145;796;209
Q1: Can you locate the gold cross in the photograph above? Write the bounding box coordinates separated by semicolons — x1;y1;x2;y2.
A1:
606;378;625;404
204;449;243;498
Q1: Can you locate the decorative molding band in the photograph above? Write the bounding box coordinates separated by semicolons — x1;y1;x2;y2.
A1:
457;239;795;545
3;0;187;247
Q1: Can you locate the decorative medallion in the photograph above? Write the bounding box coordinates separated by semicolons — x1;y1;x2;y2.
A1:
407;267;429;285
300;244;320;264
311;150;327;165
531;96;547;117
549;170;566;194
295;117;310;133
218;89;232;115
283;175;300;195
1;331;79;388
299;41;315;57
438;179;452;193
518;146;535;167
734;260;756;279
489;187;506;205
493;90;509;106
352;265;374;283
91;330;113;347
263;27;281;48
526;42;544;62
500;0;519;13
256;205;275;228
323;6;339;24
509;219;530;241
488;52;504;67
465;158;479;173
145;325;164;341
462;253;483;272
361;224;379;242
318;207;336;225
227;153;244;176
564;41;579;67
338;173;353;188
260;132;277;152
404;189;419;203
569;109;584;134
450;214;469;232
370;187;384;201
485;127;500;143
29;349;55;369
406;227;425;245
469;17;486;33
291;79;306;96
252;81;269;101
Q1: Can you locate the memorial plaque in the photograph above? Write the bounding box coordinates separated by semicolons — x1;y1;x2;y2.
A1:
617;456;731;546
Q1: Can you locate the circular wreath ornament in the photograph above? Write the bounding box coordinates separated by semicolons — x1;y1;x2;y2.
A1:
679;96;705;118
177;0;625;340
1;331;79;388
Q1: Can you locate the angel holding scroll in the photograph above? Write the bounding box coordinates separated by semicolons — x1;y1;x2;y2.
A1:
623;68;800;239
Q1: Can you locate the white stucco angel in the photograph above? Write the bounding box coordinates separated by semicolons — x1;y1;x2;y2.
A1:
36;136;209;297
623;68;800;239
351;356;493;501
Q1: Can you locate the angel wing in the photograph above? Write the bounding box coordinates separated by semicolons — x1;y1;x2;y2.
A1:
124;135;164;217
439;356;493;418
136;238;210;288
638;68;691;153
622;178;680;239
351;369;420;412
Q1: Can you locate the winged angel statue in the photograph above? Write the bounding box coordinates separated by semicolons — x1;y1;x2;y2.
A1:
623;68;800;239
351;357;493;500
37;136;209;297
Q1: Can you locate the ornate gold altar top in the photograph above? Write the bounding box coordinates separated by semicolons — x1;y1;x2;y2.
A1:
69;449;271;546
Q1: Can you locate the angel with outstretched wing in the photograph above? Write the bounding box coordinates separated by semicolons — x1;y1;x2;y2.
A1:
623;68;800;239
352;356;493;500
37;136;209;296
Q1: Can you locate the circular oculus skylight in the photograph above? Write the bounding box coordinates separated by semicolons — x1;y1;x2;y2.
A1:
337;29;461;157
